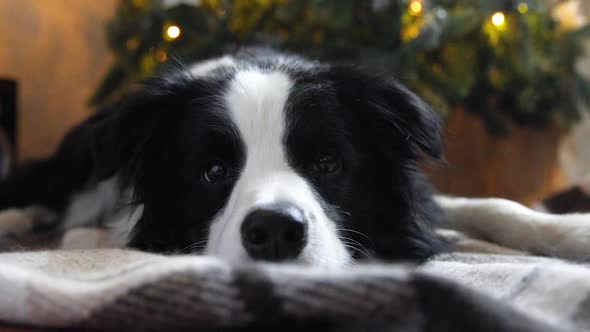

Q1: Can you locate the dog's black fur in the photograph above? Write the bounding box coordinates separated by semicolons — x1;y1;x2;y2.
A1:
0;50;447;262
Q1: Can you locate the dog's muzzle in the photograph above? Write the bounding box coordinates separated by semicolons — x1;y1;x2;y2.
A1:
240;202;307;262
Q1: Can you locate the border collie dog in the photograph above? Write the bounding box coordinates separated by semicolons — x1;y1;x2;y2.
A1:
3;49;590;265
0;49;448;267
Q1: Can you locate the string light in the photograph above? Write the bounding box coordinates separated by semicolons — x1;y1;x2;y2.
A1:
156;50;168;62
408;1;423;16
164;24;181;40
517;3;529;14
126;37;139;50
403;25;421;41
491;12;505;27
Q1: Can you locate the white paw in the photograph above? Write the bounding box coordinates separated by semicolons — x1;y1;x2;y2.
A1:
0;208;34;236
61;227;117;249
437;195;590;261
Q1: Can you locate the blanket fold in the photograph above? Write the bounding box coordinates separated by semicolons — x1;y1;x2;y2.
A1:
0;249;585;332
1;212;590;331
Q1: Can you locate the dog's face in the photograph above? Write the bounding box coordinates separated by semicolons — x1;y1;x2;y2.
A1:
91;53;445;268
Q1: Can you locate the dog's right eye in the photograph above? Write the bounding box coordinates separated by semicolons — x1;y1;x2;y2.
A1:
312;155;342;175
202;160;228;183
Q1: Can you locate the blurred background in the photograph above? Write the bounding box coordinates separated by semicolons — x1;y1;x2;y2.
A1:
1;0;590;206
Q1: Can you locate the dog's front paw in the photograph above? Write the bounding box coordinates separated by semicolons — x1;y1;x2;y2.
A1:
0;208;35;236
0;205;58;237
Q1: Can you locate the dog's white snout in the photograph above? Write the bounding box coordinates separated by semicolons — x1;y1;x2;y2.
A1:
244;172;311;207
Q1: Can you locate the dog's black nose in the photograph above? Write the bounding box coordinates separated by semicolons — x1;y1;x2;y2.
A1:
241;203;307;262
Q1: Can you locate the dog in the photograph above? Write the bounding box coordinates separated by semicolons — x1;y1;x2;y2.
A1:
1;49;589;267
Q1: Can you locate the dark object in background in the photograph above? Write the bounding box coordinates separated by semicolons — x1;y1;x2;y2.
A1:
0;79;17;178
540;185;590;214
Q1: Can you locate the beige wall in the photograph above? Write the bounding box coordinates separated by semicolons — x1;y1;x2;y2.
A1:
558;1;590;183
0;0;117;161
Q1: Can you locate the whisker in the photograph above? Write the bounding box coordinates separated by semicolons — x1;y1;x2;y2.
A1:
183;241;208;249
180;245;206;254
179;239;209;254
329;204;353;217
339;236;366;248
341;244;370;258
340;236;371;258
341;240;370;253
336;228;370;240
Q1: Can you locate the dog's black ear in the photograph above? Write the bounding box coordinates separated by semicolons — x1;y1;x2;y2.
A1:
88;75;193;181
370;78;442;160
88;93;158;181
325;66;442;161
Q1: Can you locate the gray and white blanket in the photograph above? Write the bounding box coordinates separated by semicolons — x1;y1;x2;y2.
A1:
0;217;590;331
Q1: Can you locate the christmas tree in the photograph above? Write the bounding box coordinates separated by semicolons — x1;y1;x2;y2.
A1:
91;0;590;135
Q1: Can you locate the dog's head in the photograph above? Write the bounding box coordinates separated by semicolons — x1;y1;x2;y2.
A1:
91;51;446;268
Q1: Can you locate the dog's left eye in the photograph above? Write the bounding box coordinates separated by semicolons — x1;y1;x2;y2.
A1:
312;155;342;174
202;160;228;183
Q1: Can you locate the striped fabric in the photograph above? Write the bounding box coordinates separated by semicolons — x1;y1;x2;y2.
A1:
0;247;588;331
0;212;589;331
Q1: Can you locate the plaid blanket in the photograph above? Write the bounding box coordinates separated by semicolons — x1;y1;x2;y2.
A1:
0;214;590;331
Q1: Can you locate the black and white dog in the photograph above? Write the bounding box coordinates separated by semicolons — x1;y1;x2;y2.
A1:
1;49;589;266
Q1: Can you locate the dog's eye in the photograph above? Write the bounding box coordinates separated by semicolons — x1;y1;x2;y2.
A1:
312;155;341;174
202;161;228;183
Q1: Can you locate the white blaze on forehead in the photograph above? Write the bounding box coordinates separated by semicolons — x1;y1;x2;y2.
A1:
226;70;292;172
188;55;236;77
